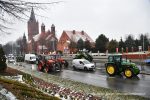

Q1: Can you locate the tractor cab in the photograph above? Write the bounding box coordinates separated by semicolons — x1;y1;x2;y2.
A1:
49;54;69;68
105;55;140;78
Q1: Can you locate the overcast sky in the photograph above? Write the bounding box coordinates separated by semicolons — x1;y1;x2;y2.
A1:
1;0;150;44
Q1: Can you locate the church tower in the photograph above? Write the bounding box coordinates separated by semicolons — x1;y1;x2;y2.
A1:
28;8;39;41
51;24;55;36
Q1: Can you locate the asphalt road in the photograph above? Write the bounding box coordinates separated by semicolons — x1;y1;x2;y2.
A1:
7;62;150;98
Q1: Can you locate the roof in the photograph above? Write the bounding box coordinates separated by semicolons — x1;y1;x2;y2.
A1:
46;34;53;40
64;30;94;43
33;34;41;42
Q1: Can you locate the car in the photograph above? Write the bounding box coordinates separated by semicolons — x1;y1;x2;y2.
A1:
72;59;95;71
105;55;140;78
25;54;36;64
8;56;15;63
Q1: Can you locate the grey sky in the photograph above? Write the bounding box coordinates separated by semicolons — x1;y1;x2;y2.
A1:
1;0;150;44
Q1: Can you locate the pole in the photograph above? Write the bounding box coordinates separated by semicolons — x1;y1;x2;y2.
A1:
143;35;144;51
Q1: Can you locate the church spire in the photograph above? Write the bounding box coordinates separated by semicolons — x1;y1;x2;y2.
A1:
29;7;36;21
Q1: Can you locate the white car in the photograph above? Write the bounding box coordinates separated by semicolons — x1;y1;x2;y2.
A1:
8;56;15;63
72;59;95;71
25;54;36;63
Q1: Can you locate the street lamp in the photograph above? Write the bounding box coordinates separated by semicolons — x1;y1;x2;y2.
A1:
143;35;144;51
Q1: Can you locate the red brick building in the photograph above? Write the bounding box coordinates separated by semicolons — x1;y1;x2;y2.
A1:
27;8;58;54
57;30;94;53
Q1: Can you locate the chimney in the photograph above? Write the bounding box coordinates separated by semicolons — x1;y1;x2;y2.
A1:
81;30;84;35
73;30;75;34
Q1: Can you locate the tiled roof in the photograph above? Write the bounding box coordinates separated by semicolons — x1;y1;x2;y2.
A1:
46;34;53;40
64;30;94;43
33;34;41;42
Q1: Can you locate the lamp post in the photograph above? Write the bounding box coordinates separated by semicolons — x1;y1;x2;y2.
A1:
143;35;144;51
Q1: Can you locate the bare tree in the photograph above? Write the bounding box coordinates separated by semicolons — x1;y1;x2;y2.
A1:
0;0;61;34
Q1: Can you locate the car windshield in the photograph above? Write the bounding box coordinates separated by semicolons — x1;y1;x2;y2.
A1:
82;60;91;64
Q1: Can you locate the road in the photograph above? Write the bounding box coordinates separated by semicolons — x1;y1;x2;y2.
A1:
7;62;150;98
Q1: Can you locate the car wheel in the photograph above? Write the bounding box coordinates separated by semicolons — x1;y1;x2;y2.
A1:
73;66;76;70
106;64;116;76
84;67;88;71
124;68;133;78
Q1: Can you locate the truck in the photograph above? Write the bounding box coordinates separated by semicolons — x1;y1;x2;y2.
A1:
25;54;36;64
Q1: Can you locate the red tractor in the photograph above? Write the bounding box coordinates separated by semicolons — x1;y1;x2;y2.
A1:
37;54;61;73
49;54;69;68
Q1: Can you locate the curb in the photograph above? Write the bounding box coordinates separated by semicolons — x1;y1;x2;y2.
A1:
140;72;150;75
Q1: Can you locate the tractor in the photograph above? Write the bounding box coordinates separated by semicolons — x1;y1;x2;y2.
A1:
37;54;61;73
74;51;93;62
105;55;140;78
49;54;69;68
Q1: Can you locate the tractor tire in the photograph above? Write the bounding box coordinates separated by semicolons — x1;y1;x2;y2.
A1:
53;63;61;72
106;64;117;76
64;60;69;67
38;63;43;71
124;68;134;78
44;66;49;73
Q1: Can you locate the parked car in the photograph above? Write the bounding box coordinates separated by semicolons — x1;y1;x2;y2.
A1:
37;54;61;73
8;56;15;63
25;54;36;64
72;59;95;71
16;55;24;62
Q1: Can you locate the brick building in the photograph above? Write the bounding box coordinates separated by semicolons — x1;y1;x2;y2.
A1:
57;30;94;53
27;8;58;54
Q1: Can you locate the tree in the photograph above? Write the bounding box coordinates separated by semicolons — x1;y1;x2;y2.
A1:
139;34;150;51
0;45;7;71
0;0;60;33
118;37;125;53
95;34;109;52
108;39;118;53
69;41;77;53
77;38;84;50
125;35;135;52
134;39;140;51
84;39;91;51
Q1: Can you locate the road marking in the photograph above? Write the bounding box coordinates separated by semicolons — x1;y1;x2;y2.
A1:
96;67;105;70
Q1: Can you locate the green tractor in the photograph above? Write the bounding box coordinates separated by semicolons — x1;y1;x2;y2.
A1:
105;55;140;78
74;51;93;62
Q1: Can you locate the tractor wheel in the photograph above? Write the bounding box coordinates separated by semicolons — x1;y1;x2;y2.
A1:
53;63;61;72
44;67;49;73
64;61;69;67
38;63;43;71
124;68;134;78
106;65;116;76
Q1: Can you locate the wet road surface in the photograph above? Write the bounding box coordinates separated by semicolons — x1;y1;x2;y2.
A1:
8;62;150;98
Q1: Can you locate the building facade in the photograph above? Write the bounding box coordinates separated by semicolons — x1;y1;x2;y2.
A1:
27;8;58;54
57;30;94;53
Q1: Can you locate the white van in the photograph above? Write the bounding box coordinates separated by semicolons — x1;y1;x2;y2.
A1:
72;59;95;71
25;54;36;63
